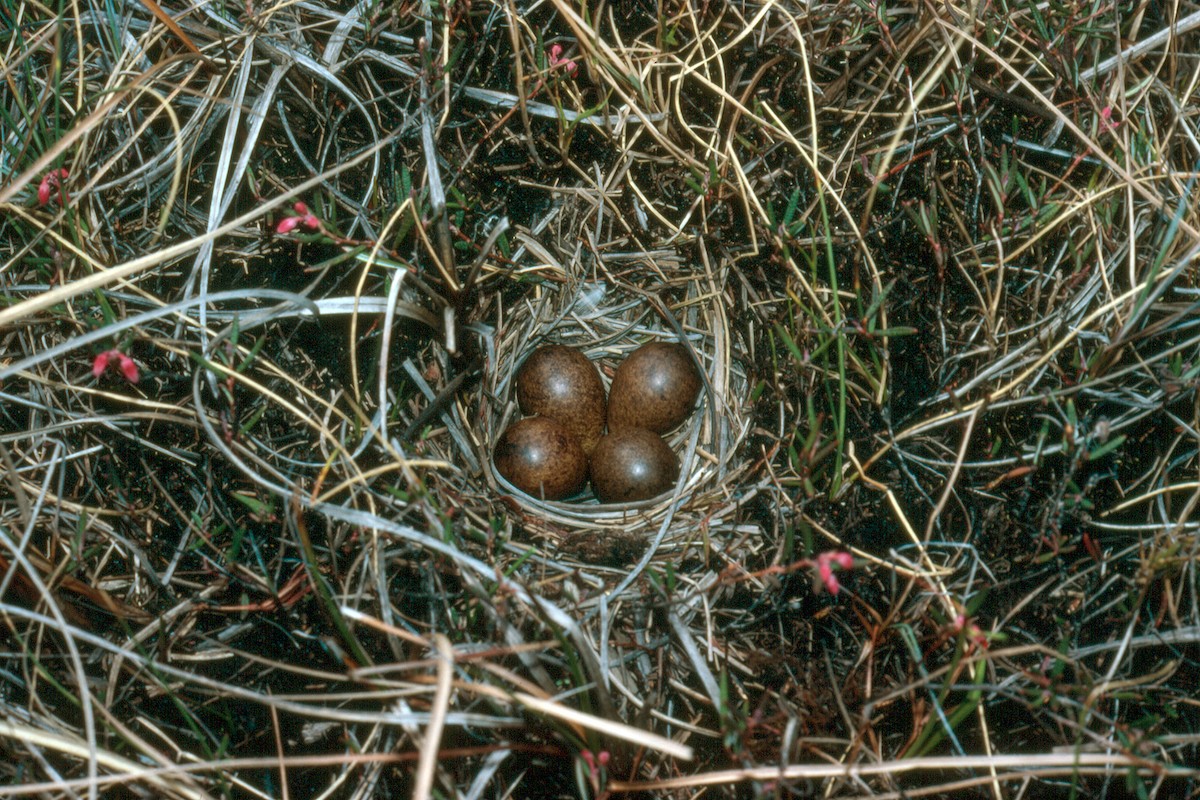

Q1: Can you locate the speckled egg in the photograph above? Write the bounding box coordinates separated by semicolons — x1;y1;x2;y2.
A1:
494;416;588;500
589;427;680;503
515;345;606;453
607;342;701;434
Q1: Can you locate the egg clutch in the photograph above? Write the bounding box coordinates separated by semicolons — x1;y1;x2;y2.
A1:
493;343;702;503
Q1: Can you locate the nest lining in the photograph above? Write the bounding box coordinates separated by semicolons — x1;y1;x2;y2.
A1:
480;252;751;543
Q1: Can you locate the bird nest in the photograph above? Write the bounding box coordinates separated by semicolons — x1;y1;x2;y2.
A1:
479;247;753;562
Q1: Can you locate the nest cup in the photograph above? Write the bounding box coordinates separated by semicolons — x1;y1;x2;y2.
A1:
483;262;751;548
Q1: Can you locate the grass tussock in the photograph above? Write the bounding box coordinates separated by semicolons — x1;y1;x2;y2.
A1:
2;0;1200;797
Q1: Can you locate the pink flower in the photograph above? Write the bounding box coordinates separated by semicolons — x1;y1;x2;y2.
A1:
548;44;577;76
1100;106;1120;132
37;168;70;206
275;201;321;234
92;349;139;383
816;551;854;595
91;352;111;378
952;614;989;651
581;749;609;781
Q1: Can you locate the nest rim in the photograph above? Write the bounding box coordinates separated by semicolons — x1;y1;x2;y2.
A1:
479;262;751;536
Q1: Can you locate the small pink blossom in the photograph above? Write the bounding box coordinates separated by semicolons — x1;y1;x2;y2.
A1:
92;349;139;383
275;201;321;234
816;551;854;595
581;749;609;782
952;614;989;651
548;44;577;76
1100;106;1120;132
37;168;70;206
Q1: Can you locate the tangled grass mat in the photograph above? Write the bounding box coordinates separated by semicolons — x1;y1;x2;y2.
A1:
1;0;1199;796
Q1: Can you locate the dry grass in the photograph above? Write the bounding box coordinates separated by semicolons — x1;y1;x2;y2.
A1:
2;0;1200;797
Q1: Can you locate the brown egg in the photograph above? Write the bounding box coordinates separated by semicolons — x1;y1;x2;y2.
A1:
607;342;701;434
494;417;588;500
515;345;606;453
590;427;680;504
